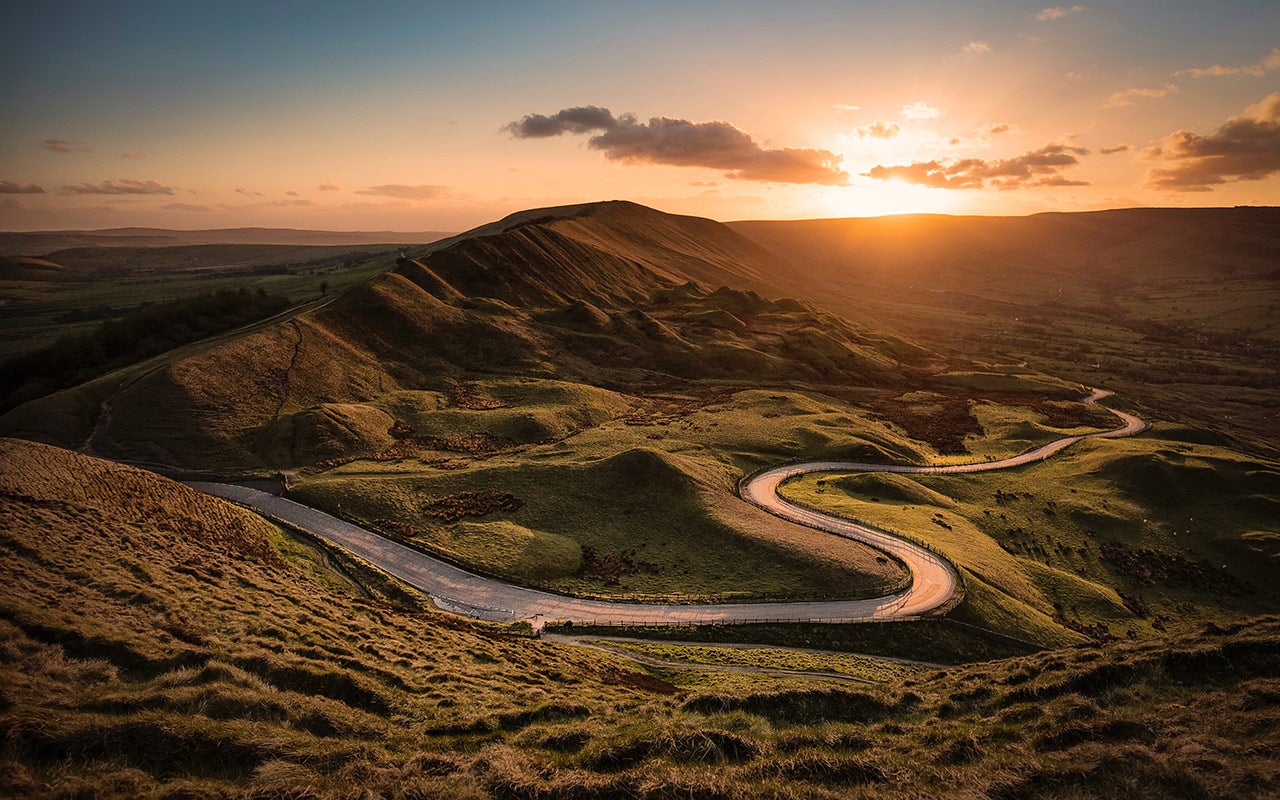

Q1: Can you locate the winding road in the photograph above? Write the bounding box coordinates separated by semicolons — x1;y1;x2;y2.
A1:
190;389;1145;629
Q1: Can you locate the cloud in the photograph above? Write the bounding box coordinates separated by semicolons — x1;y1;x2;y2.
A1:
1036;5;1086;21
161;202;211;212
1104;83;1178;108
60;179;175;195
355;184;455;200
689;180;720;187
317;182;342;192
121;151;144;160
832;103;861;113
901;101;943;120
855;121;901;139
0;179;46;194
1175;47;1280;79
1100;144;1131;154
41;138;92;153
504;105;848;185
1141;92;1280;191
235;187;262;197
961;41;991;57
505;106;618;138
979;122;1019;136
864;141;1090;190
285;190;299;196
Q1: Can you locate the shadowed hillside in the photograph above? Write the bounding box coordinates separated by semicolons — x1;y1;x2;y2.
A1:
2;438;1277;799
0;201;929;472
731;207;1280;456
731;207;1280;293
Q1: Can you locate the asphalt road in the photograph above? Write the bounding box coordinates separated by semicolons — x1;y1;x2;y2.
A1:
189;388;1145;628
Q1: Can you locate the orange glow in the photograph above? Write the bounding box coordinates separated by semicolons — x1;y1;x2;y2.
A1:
817;181;963;218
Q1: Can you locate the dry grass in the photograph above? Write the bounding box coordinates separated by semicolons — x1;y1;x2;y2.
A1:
1;438;1277;798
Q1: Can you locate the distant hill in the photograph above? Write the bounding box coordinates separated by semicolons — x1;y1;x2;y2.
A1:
0;201;928;471
0;255;65;281
731;206;1280;457
0;226;455;255
730;206;1280;296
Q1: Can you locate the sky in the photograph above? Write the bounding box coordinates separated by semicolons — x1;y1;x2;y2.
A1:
3;1;1279;231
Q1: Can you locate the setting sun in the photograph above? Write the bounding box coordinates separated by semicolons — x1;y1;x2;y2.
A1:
816;180;964;218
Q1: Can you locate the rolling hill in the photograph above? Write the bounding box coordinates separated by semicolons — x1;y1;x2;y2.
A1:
0;201;929;473
2;437;1277;799
730;207;1280;457
0;226;454;255
730;207;1280;294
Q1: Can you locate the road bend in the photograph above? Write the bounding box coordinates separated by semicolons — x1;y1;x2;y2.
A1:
189;388;1145;628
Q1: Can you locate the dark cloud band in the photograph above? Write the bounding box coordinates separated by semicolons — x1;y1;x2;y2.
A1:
504;106;849;185
0;179;46;194
1142;93;1280;192
60;179;174;195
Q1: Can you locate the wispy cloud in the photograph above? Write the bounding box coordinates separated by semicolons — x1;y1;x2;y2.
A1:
855;121;901;139
1142;92;1280;191
1100;144;1131;154
0;179;46;194
504;105;849;185
355;184;456;200
1036;5;1086;22
121;151;144;160
901;101;943;120
1104;83;1178;108
317;182;342;192
832;103;861;114
961;41;991;57
979;122;1019;136
1174;47;1280;79
161;202;211;212
41;138;92;153
864;142;1090;190
60;179;174;195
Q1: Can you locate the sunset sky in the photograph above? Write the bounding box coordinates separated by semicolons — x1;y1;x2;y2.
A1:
3;1;1279;231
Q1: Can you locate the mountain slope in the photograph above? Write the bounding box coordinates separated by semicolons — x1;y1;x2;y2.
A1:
730;206;1280;295
0;201;928;472
417;200;808;299
730;207;1280;456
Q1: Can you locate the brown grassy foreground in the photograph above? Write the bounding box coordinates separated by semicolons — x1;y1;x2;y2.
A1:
2;438;1278;799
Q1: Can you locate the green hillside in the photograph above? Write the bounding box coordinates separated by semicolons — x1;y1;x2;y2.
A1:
2;439;1277;800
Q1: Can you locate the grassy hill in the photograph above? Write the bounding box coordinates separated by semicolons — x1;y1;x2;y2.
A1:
0;243;405;362
5;201;1276;612
2;439;1277;799
780;430;1280;645
0;202;948;601
0;226;453;255
731;208;1280;458
0;201;927;473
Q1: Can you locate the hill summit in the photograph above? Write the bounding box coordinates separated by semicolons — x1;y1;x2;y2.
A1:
1;201;930;472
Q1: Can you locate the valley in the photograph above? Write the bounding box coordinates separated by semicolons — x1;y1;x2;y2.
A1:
1;201;1277;799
